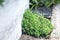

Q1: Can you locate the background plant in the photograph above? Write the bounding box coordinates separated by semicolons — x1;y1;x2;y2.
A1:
22;9;54;37
30;0;60;9
0;0;4;6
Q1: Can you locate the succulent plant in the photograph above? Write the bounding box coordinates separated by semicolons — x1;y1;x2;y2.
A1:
22;9;54;37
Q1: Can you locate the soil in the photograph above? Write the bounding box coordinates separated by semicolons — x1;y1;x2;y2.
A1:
19;33;60;40
19;34;50;40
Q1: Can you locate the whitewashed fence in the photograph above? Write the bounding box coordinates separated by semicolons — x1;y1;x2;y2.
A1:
0;0;29;40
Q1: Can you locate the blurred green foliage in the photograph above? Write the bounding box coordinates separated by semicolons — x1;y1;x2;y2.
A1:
0;0;4;6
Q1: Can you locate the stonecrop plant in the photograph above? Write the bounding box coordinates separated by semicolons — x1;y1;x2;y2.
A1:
22;9;54;37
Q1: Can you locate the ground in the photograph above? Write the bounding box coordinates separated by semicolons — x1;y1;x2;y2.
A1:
20;34;50;40
20;5;60;40
19;32;59;40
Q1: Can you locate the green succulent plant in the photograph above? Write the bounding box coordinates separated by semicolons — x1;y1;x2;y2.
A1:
22;9;54;37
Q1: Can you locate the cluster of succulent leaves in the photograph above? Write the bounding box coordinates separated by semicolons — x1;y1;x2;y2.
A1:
0;0;4;6
30;0;60;9
22;9;54;37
